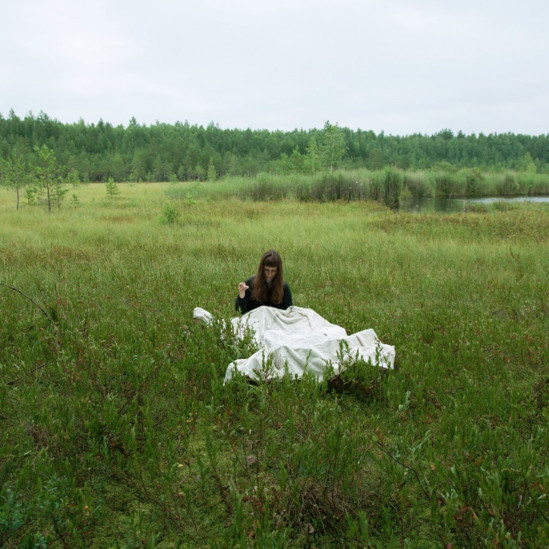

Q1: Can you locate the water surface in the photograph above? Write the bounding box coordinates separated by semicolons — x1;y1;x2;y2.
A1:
399;195;549;213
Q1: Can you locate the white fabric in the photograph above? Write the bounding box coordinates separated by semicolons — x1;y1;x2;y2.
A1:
224;306;395;382
193;307;213;324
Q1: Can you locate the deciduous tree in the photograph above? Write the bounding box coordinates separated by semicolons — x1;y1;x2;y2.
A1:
319;121;346;173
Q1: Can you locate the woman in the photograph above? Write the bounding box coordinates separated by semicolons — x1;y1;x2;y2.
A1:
235;250;293;314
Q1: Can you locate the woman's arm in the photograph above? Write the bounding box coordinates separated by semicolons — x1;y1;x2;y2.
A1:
235;278;252;313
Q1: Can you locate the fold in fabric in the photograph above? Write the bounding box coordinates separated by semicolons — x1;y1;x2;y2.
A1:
225;306;395;383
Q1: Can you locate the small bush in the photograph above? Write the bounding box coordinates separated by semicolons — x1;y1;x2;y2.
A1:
159;201;180;224
105;177;120;197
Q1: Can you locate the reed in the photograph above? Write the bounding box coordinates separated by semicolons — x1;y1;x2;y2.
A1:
161;169;549;208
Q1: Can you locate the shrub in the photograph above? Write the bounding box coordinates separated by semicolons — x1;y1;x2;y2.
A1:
159;201;180;224
105;177;120;197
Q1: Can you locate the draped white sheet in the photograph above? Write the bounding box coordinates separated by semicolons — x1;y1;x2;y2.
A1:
224;306;395;382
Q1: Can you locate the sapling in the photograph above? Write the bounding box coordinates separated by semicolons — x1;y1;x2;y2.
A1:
32;144;67;211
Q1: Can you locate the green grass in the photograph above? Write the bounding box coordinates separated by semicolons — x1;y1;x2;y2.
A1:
162;170;549;206
1;184;548;547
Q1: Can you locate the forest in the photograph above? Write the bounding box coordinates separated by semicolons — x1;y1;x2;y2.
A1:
1;110;547;183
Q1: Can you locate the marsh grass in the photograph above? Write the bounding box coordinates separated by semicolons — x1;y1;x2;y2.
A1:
161;169;549;208
1;185;548;547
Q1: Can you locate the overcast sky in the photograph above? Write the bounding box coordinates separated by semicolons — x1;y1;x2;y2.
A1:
1;0;548;135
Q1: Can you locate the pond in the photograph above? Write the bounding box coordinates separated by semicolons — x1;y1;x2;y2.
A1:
398;195;549;213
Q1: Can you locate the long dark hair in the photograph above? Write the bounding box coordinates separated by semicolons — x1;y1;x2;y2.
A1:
251;250;284;305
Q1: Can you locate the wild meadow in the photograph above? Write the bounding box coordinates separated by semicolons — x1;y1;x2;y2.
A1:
0;181;548;547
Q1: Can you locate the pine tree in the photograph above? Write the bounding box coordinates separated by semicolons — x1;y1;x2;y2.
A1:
33;145;67;211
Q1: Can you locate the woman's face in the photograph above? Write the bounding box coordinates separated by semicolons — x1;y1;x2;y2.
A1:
264;266;277;282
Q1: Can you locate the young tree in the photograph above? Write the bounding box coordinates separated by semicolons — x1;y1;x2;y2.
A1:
194;164;206;181
32;145;67;212
304;137;319;175
67;169;80;188
67;169;81;205
1;147;29;210
289;147;304;173
518;152;537;173
319;121;346;173
105;176;120;197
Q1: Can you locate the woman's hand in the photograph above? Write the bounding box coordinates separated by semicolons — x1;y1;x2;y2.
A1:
238;282;249;299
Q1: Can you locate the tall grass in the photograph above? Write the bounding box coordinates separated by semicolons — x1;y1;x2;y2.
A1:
162;169;549;208
1;185;548;547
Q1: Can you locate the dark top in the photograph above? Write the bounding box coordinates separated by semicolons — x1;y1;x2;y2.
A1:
235;277;293;314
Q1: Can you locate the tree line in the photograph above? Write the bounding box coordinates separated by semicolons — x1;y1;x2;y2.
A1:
1;110;548;184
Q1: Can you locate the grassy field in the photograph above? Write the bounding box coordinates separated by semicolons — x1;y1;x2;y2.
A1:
1;183;548;547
